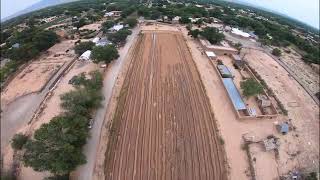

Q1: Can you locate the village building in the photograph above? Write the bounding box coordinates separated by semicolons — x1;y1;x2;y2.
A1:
231;28;251;38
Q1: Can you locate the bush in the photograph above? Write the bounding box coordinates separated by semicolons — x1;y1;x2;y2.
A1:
240;78;264;97
179;16;191;24
11;133;28;150
272;48;282;56
91;45;119;64
188;29;200;38
74;41;95;56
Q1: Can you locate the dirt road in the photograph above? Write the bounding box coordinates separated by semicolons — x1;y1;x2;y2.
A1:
104;32;227;180
73;27;140;180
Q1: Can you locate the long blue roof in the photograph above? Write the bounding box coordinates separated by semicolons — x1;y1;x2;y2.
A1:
222;78;247;110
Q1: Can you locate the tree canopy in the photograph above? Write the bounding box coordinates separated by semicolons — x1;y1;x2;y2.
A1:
240;78;264;97
108;29;132;44
102;20;115;33
11;133;28;150
74;41;95;56
91;45;119;64
200;27;224;44
124;18;138;28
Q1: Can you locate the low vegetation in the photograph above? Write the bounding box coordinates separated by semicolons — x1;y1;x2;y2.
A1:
272;48;282;57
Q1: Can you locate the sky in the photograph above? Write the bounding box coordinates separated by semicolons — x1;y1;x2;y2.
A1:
234;0;319;29
1;0;41;19
1;0;319;28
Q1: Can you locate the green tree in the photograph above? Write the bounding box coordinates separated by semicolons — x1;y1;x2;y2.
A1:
74;41;95;56
91;45;119;64
75;18;87;28
200;27;224;44
179;16;191;24
188;29;200;38
23;115;88;175
272;48;282;57
124;18;138;28
108;29;132;44
240;78;264;97
11;133;28;150
102;20;115;33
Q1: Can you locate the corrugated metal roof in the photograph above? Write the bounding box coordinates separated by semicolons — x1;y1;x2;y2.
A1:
222;78;247;110
217;65;232;77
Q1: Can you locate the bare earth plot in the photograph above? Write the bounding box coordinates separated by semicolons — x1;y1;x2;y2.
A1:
104;32;227;180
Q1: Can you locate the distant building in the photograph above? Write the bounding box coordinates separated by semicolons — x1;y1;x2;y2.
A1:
231;28;251;38
11;43;20;49
109;24;124;32
205;51;216;60
199;39;238;56
104;11;122;18
96;37;112;46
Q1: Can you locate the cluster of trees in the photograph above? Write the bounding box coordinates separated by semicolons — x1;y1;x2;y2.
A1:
204;4;319;64
1;28;59;84
11;71;103;178
188;27;224;44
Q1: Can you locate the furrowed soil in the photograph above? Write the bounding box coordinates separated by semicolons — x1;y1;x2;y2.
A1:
104;31;227;180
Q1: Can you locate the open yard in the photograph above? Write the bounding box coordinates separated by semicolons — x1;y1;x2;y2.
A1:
104;31;227;180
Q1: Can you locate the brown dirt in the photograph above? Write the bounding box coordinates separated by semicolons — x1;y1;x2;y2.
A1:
104;32;227;180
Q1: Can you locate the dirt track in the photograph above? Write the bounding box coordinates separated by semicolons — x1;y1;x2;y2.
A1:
104;32;227;180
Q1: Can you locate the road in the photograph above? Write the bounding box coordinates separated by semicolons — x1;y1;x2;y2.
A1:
73;26;140;180
0;58;76;153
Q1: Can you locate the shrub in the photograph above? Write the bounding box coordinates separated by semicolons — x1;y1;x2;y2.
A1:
124;18;137;28
200;27;224;44
272;48;282;57
11;133;28;150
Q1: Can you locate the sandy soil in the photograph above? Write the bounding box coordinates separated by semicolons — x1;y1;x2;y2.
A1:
1;40;76;106
279;47;319;95
181;26;282;180
79;22;103;31
242;48;319;174
103;32;227;180
0;61;99;180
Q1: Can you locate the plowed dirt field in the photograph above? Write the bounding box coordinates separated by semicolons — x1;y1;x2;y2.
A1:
105;31;227;180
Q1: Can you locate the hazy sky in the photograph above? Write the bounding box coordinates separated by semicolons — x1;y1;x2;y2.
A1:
1;0;319;29
1;0;41;19
234;0;319;28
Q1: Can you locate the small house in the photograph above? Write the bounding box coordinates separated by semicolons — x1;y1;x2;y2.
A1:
231;54;245;69
109;24;124;32
205;51;216;60
172;16;180;24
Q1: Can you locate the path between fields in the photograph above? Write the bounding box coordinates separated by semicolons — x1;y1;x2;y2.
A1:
72;26;140;180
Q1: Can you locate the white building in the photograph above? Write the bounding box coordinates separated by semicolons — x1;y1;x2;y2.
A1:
205;51;216;60
109;24;124;31
231;28;251;38
79;50;92;61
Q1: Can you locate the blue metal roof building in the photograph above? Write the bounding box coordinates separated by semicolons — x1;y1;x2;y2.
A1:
222;78;247;110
